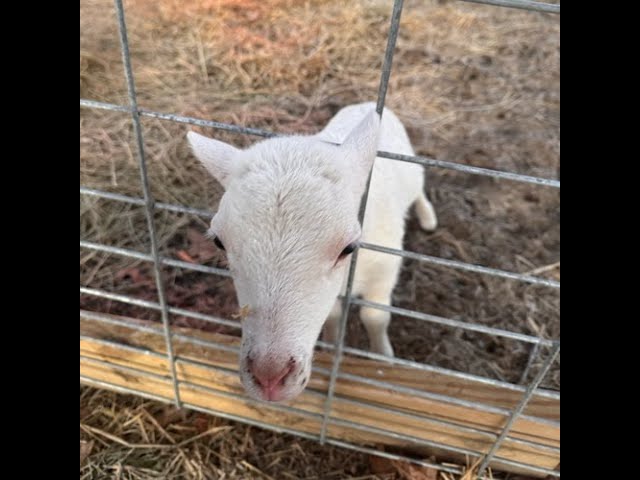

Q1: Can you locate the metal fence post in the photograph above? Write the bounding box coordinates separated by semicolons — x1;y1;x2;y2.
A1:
319;0;406;444
112;0;181;406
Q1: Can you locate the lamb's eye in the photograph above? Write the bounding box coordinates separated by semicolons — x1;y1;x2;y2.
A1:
339;242;357;259
213;236;226;251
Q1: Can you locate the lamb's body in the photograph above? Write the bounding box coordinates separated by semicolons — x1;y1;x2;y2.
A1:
317;103;437;355
187;102;436;401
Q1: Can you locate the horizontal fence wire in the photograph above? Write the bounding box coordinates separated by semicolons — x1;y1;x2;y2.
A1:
349;297;554;346
80;0;559;476
360;242;559;288
333;369;558;426
80;353;560;477
80;238;230;277
457;0;559;13
80;309;558;425
80;320;559;469
80;304;232;346
334;343;559;400
79;99;560;188
81;268;560;475
80;186;558;287
80;286;559;402
80;241;555;346
80;186;213;218
81;270;559;398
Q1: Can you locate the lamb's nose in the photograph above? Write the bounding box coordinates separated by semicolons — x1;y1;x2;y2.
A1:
248;356;296;401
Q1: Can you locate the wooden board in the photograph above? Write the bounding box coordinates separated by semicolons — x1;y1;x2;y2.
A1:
80;311;559;477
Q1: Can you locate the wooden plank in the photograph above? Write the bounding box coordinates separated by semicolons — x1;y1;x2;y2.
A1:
80;312;560;477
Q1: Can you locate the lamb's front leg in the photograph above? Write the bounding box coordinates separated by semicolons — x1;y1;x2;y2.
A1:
360;294;394;357
359;256;399;357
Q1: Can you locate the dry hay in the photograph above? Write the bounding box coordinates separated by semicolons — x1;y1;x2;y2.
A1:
81;386;510;480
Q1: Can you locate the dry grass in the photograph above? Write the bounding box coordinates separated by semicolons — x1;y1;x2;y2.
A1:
80;386;378;479
81;386;505;480
81;0;559;477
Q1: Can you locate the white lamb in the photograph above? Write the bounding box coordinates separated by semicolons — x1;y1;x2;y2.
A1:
187;102;437;402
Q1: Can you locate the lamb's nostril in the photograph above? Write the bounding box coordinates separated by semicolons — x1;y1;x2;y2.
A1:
248;359;295;399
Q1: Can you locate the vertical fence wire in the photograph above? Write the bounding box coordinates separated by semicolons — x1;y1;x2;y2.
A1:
319;0;405;443
519;340;541;384
476;341;561;477
112;0;181;406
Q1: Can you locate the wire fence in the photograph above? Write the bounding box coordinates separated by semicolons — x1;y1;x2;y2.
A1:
80;0;560;477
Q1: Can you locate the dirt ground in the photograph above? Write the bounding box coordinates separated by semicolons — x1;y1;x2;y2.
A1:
80;0;560;477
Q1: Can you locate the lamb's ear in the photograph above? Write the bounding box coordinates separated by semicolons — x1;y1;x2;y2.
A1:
187;131;240;189
340;110;381;197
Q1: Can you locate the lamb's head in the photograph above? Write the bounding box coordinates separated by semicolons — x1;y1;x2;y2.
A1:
186;111;380;402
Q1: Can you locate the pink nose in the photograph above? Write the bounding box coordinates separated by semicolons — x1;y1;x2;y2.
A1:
248;357;295;401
